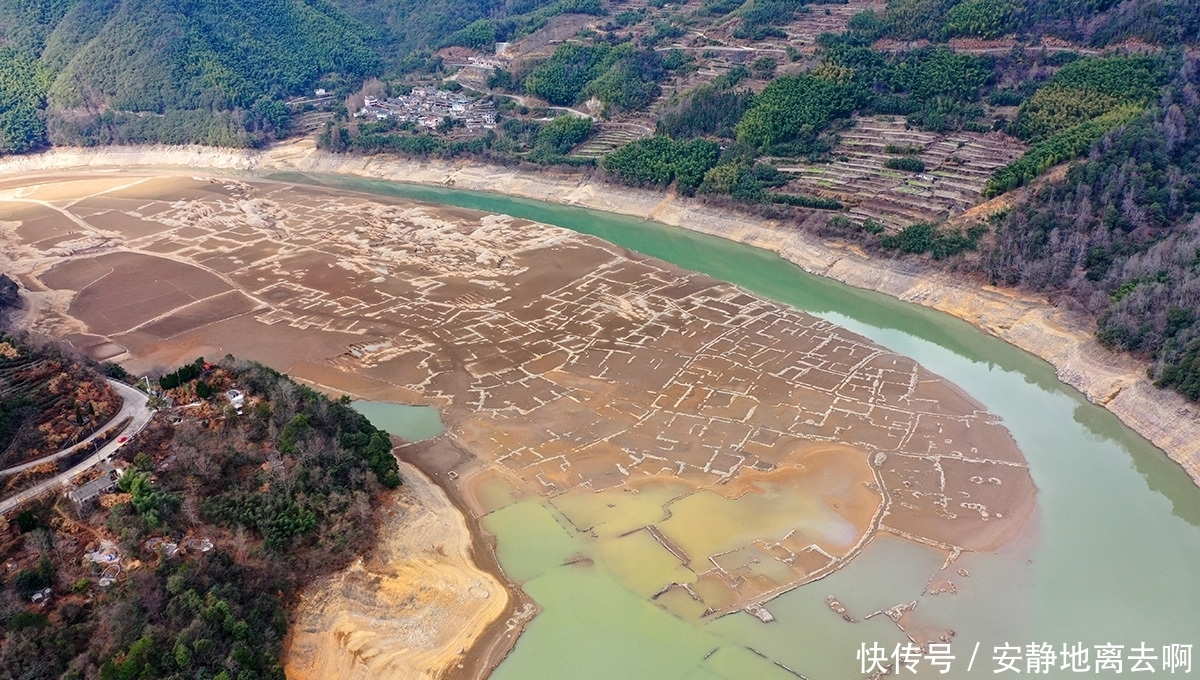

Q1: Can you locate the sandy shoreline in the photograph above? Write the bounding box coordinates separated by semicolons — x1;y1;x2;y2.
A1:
285;461;517;680
1;140;1195;488
257;390;531;680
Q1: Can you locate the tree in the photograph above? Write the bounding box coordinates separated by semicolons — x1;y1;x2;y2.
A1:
533;115;592;157
735;74;864;153
751;57;777;80
441;19;496;50
943;0;1021;38
525;43;611;106
195;380;213;400
602;137;720;194
0;48;53;154
884;157;926;172
278;413;311;455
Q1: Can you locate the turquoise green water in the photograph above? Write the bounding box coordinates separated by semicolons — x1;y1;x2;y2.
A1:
279;173;1200;679
350;400;445;441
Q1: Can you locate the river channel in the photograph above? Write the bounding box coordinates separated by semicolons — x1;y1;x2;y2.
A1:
273;172;1200;679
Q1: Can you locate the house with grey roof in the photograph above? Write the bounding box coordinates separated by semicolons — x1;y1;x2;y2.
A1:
67;469;120;510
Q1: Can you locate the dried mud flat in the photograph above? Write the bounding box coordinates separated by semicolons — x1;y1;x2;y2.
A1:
0;172;1035;675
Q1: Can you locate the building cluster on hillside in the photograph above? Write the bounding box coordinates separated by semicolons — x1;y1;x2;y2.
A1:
356;87;497;130
467;55;507;69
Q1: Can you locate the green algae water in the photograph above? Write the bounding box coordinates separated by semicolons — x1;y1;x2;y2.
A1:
277;173;1200;679
350;400;445;441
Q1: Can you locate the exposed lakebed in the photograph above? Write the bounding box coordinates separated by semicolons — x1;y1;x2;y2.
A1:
2;170;1198;678
297;173;1200;679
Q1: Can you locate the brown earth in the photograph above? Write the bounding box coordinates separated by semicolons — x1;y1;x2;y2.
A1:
0;150;1123;679
0;139;1170;488
3;178;1032;534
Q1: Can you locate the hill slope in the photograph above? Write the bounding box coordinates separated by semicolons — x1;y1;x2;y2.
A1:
1;0;379;149
0;354;401;679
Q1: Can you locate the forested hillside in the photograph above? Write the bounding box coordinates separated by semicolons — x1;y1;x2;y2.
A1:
0;355;401;679
1;0;1191;153
0;0;615;150
0;48;52;154
861;0;1200;46
831;3;1200;401
333;0;602;62
0;0;380;150
984;53;1200;396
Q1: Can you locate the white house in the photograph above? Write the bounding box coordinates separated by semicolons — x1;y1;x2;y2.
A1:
225;389;245;412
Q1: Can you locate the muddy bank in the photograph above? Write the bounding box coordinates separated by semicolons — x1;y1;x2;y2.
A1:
285;460;522;680
1;141;1197;489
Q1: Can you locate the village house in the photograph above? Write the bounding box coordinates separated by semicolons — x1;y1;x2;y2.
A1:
67;468;121;510
225;389;245;413
356;87;496;130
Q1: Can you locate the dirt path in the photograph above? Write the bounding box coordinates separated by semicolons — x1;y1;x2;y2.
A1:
496;94;595;121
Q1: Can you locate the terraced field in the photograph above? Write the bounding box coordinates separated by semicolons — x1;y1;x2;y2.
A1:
572;124;652;159
780;0;887;47
783;117;1027;230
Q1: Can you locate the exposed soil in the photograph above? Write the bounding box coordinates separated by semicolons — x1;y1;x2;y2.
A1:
285;462;512;680
11;139;1172;489
0;169;1036;680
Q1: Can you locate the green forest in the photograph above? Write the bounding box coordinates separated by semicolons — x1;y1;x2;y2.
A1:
0;353;402;678
601;136;719;193
735;73;864;154
0;48;53;153
0;0;1186;156
523;42;666;113
853;0;1200;46
984;55;1165;193
0;0;380;150
0;0;621;150
983;53;1200;400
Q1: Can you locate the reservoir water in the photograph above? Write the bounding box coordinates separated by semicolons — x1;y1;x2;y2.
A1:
349;400;445;442
275;173;1200;678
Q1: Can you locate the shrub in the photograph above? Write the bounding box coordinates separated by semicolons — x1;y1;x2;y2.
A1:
878;222;984;258
769;193;844;210
884;157;926;172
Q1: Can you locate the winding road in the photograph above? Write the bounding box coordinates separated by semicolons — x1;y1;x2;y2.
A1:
0;379;153;514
